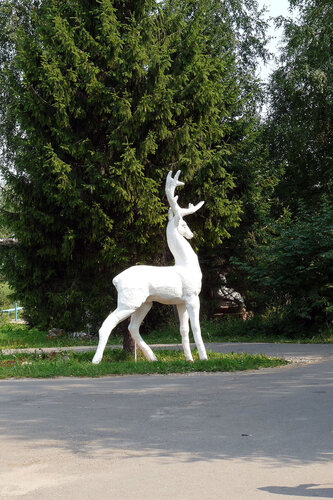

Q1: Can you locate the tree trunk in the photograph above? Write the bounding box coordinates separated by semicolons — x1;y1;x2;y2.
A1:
122;324;135;354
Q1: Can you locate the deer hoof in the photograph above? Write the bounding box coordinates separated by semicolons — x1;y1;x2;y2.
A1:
92;355;101;365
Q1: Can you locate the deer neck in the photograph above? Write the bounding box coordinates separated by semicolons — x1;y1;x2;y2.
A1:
166;219;199;269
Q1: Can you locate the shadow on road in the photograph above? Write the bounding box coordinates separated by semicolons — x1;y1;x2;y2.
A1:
0;359;332;466
259;483;333;498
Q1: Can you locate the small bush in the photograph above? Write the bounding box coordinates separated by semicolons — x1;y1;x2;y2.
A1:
0;280;14;309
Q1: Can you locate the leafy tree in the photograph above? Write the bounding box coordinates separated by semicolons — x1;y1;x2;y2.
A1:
266;0;333;211
232;0;333;337
0;0;269;331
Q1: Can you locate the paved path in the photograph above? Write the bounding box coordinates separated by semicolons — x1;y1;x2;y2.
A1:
0;344;332;499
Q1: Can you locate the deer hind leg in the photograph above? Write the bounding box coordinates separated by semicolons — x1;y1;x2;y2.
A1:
128;302;157;362
92;306;135;364
185;296;208;361
177;303;193;362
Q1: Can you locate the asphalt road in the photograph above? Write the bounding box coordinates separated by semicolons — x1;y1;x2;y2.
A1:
0;344;332;499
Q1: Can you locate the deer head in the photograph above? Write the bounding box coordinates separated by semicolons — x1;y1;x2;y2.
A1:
165;170;204;239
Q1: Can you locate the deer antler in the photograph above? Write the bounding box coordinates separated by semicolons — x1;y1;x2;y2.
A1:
165;170;184;216
165;170;204;218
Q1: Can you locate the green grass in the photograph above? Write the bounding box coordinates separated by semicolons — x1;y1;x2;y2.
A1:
199;318;333;344
0;316;332;351
0;349;287;379
0;323;98;349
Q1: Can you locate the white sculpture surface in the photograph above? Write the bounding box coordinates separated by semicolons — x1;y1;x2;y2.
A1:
92;171;208;364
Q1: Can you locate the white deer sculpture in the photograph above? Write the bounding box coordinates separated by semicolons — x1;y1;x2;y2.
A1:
92;170;208;364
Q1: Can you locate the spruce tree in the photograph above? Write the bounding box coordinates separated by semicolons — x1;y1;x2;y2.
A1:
0;0;268;331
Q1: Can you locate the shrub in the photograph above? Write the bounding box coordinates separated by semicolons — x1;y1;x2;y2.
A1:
233;201;333;334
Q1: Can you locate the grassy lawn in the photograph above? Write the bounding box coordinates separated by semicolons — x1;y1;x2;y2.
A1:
0;318;332;351
0;323;98;349
0;349;287;379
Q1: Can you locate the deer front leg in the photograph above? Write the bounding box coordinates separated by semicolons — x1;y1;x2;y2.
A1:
92;306;135;364
177;303;193;362
128;302;157;362
185;295;208;361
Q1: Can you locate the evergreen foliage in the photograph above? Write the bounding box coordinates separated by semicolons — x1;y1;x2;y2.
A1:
0;0;268;331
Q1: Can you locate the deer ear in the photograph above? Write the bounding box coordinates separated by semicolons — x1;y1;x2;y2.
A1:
174;213;181;227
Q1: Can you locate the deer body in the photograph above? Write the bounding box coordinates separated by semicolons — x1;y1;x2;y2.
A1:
92;171;208;364
114;265;193;307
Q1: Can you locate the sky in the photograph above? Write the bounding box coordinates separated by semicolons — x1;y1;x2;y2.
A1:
256;0;293;81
